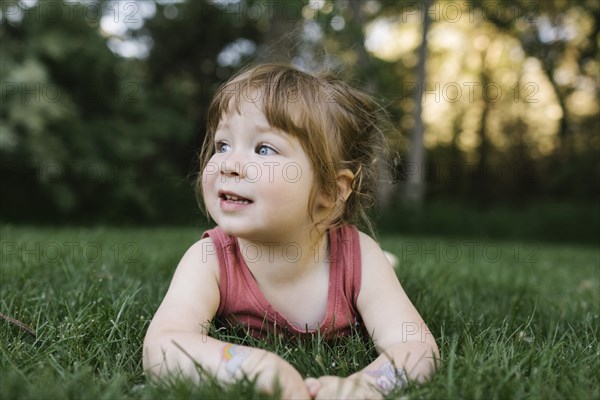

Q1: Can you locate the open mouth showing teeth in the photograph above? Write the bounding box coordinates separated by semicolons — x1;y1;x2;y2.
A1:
220;193;253;204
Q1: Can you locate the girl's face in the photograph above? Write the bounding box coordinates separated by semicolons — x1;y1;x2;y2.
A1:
202;99;322;242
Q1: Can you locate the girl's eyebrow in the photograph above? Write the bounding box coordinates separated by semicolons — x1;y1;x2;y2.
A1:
258;128;296;149
254;124;273;133
216;121;296;149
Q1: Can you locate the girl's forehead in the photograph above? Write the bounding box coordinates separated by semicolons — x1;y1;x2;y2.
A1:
219;99;268;128
216;99;302;151
216;85;307;145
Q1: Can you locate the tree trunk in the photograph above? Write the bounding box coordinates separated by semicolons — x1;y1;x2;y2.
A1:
404;0;432;205
474;68;491;205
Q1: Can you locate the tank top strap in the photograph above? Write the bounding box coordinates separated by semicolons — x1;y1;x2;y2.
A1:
201;227;238;316
328;224;362;324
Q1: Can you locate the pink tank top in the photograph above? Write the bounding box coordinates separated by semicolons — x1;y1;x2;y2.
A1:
201;224;363;339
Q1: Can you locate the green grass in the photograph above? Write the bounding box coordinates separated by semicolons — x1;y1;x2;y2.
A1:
1;225;598;399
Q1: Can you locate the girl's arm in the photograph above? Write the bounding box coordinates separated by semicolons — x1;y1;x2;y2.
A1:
143;238;310;399
354;231;440;384
306;232;439;399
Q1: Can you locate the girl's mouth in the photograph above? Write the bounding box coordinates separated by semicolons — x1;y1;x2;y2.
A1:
221;194;252;204
218;190;254;208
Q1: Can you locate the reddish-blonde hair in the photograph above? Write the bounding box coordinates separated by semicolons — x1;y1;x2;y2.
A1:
197;63;389;234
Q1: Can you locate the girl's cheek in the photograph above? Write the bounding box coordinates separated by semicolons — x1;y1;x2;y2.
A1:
202;161;220;184
201;170;210;184
201;190;216;220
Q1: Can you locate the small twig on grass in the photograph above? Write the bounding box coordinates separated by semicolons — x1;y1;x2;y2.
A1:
0;312;36;337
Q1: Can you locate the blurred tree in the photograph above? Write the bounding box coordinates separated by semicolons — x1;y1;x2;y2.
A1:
474;0;600;200
1;0;132;221
1;0;597;225
0;0;259;223
360;0;599;205
405;0;432;205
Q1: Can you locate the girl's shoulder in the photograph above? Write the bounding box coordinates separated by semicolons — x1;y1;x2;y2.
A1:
354;228;399;270
145;236;221;337
171;236;221;287
332;224;388;266
353;228;381;256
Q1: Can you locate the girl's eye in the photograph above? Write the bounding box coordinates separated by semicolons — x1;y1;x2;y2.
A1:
256;144;277;156
215;141;230;153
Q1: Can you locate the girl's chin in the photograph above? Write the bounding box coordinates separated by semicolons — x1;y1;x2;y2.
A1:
217;223;284;242
216;223;259;238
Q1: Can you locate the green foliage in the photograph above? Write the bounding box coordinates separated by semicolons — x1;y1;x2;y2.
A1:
1;226;598;398
1;0;262;224
376;200;599;244
1;0;598;224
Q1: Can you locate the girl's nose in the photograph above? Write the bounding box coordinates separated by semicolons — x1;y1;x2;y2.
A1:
220;156;244;178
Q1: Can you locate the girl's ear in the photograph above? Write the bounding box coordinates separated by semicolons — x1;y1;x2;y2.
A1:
316;169;355;209
336;169;355;202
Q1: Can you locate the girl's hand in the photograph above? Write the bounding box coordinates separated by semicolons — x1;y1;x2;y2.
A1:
304;376;383;400
242;349;311;399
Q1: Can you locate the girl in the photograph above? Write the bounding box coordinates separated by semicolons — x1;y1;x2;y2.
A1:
143;64;439;399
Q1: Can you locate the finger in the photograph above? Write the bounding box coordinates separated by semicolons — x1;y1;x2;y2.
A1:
304;377;321;397
313;377;341;400
314;386;337;400
316;375;337;384
286;385;312;400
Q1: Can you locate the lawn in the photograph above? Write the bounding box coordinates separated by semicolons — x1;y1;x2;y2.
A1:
0;225;598;399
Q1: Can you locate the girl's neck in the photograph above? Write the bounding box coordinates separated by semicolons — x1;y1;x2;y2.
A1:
236;227;329;285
